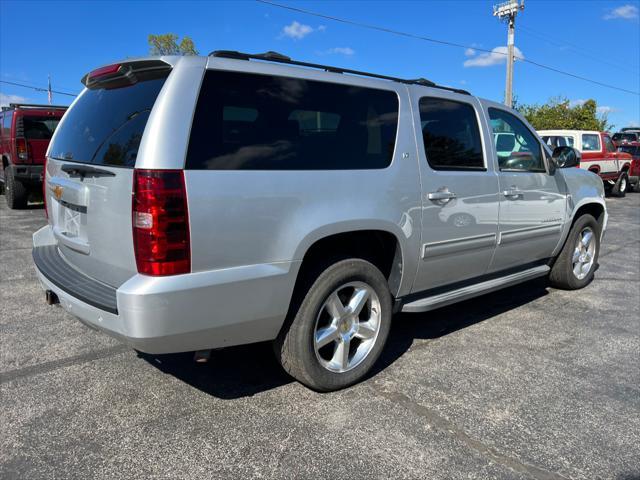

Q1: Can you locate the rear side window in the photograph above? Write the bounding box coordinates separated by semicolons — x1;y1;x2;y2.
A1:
22;116;60;140
418;97;484;170
2;112;12;136
582;134;601;151
48;71;169;167
186;71;399;170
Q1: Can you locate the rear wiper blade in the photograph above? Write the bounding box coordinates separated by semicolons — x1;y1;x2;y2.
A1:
61;164;116;178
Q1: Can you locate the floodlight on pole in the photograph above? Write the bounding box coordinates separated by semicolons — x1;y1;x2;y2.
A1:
493;0;524;108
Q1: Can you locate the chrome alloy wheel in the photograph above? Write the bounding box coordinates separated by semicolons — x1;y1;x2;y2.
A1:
572;227;596;280
313;281;381;373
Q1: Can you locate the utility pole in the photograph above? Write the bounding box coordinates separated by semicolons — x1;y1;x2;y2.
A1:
493;0;524;108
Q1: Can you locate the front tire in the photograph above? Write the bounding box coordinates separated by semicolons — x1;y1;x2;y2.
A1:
274;258;392;391
549;214;600;290
4;167;28;209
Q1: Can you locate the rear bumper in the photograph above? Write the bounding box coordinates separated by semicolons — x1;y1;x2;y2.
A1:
32;226;299;354
10;163;43;182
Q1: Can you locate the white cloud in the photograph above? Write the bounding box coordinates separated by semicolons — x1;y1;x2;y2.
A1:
282;21;314;39
597;105;616;114
317;25;326;32
604;4;639;20
569;99;586;107
464;48;476;57
463;46;524;67
0;92;28;107
326;47;355;56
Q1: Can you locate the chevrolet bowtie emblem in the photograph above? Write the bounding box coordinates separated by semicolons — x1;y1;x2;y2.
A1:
52;185;64;201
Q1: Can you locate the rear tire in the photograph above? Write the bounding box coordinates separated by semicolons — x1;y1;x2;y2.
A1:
611;172;628;197
549;214;600;290
274;258;392;392
4;167;28;209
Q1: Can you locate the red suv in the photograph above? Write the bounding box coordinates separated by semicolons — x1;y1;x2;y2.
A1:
0;103;66;208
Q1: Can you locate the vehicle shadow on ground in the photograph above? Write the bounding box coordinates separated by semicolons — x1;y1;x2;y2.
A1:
138;278;550;400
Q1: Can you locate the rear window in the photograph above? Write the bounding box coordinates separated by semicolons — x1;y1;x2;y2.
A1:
618;145;639;155
22;116;60;140
186;70;399;170
48;71;169;167
612;133;638;142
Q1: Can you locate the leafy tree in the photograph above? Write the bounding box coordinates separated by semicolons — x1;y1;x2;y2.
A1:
517;97;613;131
148;34;198;56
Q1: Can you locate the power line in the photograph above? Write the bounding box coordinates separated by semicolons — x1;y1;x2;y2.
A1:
0;79;77;97
256;0;640;96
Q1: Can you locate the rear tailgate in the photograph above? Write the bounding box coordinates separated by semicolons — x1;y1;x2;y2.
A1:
20;113;63;164
44;60;172;287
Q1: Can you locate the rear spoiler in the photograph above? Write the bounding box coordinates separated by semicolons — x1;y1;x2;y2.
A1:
81;60;171;89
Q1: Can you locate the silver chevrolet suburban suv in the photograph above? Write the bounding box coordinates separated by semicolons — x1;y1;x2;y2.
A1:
33;51;607;391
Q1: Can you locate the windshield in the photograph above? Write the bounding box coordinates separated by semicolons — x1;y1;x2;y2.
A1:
48;71;168;167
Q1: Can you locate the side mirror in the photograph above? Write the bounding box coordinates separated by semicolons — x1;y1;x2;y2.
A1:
552;146;581;168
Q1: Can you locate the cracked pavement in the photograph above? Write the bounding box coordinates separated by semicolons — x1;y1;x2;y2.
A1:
1;195;639;479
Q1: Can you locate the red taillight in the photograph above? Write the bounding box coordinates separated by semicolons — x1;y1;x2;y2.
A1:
43;157;48;219
16;138;28;160
132;169;190;276
88;63;122;80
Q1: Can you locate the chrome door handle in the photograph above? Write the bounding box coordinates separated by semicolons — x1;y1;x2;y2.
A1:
502;186;522;198
427;189;457;204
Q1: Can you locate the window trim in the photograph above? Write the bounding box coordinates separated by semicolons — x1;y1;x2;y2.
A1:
418;96;487;172
488;107;547;174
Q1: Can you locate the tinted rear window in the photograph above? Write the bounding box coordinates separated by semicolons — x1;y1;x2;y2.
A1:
22;116;60;140
613;133;638;142
618;145;639;155
48;72;168;167
186;70;399;170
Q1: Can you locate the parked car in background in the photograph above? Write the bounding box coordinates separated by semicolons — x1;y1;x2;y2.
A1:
0;103;67;208
539;129;633;197
617;142;640;192
612;131;640;146
620;127;640;132
33;52;607;391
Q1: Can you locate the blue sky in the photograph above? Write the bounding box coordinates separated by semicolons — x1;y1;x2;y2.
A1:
1;0;639;128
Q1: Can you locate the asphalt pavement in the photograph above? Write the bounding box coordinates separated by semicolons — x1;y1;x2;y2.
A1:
1;194;639;479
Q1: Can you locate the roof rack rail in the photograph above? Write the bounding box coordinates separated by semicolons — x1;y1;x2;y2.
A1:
209;50;470;95
2;103;68;111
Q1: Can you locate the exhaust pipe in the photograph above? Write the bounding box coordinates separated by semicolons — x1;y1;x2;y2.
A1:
45;290;59;305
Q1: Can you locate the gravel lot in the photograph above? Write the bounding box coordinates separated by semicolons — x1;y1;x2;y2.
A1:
1;194;639;479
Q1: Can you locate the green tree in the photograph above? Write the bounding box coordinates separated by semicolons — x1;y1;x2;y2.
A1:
148;34;198;56
517;97;613;131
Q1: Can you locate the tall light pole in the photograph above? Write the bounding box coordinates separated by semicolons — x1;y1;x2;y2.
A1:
493;0;524;108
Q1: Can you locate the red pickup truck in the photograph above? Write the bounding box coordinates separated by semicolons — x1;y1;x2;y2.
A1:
539;129;633;197
0;103;66;208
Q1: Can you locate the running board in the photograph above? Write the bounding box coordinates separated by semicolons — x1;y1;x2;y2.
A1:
401;265;550;313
